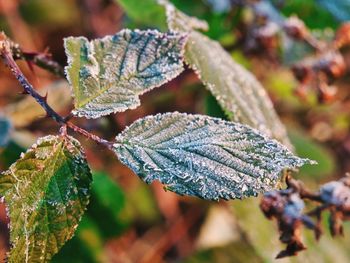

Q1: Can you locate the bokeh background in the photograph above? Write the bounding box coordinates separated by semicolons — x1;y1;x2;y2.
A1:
0;0;350;262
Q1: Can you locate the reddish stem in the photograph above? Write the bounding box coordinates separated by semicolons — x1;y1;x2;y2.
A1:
66;122;113;149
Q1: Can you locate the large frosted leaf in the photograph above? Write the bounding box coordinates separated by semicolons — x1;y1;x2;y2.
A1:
64;29;186;119
159;1;292;149
113;112;312;200
0;135;92;262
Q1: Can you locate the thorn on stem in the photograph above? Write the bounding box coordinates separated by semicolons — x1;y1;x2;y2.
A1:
20;90;29;95
43;90;48;103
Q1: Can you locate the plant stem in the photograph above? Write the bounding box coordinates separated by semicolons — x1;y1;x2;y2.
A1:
17;50;65;78
5;33;65;77
66;121;113;149
0;35;114;150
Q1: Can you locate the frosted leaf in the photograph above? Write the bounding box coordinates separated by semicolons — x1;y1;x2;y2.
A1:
184;32;293;147
113;112;313;201
160;0;292;149
64;29;186;119
0;135;92;262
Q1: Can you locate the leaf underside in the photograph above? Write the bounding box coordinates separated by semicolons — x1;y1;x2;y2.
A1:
160;1;292;149
0;135;92;263
114;112;311;201
64;29;186;119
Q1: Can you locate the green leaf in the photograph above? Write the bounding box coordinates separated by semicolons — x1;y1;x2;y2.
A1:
317;0;350;22
204;93;228;120
64;29;186;119
114;0;167;29
91;172;125;216
289;129;336;179
281;0;339;29
0;135;92;262
160;1;292;149
0;141;25;168
0;116;11;147
161;0;209;32
87;172;126;238
113;112;312;201
52;215;104;263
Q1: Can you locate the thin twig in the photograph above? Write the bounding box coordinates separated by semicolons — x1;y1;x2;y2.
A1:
9;39;65;78
16;50;65;78
1;31;65;77
0;34;114;150
66;121;113;149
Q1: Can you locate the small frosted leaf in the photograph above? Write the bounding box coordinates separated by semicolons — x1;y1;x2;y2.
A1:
64;29;186;119
113;112;313;201
160;1;292;149
0;135;92;262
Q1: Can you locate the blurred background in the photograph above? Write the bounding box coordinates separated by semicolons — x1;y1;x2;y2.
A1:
0;0;350;262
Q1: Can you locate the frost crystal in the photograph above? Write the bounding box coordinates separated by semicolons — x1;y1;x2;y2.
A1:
64;29;187;119
114;112;313;200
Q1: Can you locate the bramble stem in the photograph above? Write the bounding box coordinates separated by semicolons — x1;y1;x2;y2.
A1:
1;42;65;124
0;34;114;150
66;122;113;149
16;49;65;78
4;33;65;77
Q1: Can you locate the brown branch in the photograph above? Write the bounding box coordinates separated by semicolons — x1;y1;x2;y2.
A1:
0;34;113;150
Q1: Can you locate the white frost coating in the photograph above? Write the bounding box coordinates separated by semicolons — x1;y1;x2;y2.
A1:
159;0;292;149
113;112;314;201
64;29;187;119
